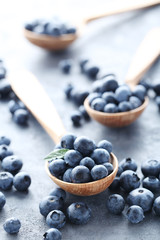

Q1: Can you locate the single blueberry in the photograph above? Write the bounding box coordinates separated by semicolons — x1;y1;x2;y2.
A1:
0;145;13;160
87;92;102;105
118;101;133;112
64;83;74;99
8;100;26;114
74;136;96;156
104;103;118;113
97;139;112;153
91;148;110;164
107;194;125;214
127;188;154;212
91;98;106;112
64;150;82;167
79;105;90;120
24;23;34;31
2;155;23;175
120;170;140;192
13;172;31;191
132;85;146;101
155;96;160;111
126;205;144;224
0;136;11;146
115;86;131;102
59;59;72;74
60;133;77;149
0;191;6;210
100;78;119;92
71;166;91;183
102;92;117;104
79;59;89;73
103;162;113;175
119;157;137;172
91;165;108;181
71;89;89;106
141;159;160;177
153;196;160;216
66;27;76;34
3;218;21;234
142;176;160;192
92;79;104;93
63;168;73;183
46;210;66;229
153;83;160;95
71;111;82;126
67;202;91;224
43;228;62;240
0;67;6;80
49;187;66;202
109;177;120;190
0;172;13;190
129;96;142;109
85;66;99;80
49;159;66;177
13;109;29;125
0;80;12;98
80;157;95;170
39;195;63;217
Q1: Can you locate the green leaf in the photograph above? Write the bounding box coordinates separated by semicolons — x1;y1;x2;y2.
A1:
44;148;69;162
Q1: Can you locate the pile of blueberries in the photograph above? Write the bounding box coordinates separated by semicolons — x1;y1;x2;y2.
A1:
0;135;31;234
24;17;76;36
0;59;29;125
40;187;91;240
47;133;113;183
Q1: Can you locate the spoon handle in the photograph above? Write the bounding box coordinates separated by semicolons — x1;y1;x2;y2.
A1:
125;28;160;88
84;0;160;24
8;71;66;144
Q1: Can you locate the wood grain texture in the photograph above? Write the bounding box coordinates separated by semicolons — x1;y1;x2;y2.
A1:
45;153;118;196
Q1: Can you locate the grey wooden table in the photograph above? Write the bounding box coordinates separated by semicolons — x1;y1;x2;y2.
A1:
0;1;160;239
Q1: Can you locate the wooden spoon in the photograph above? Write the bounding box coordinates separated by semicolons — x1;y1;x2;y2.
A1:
84;28;160;127
24;0;160;50
8;70;118;196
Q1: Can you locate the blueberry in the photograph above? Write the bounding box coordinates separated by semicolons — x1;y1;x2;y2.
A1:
102;92;117;104
126;205;144;224
142;176;160;192
109;177;120;190
71;90;89;106
13;172;31;191
0;80;12;98
119;157;137;172
87;92;102;105
115;86;131;102
153;83;160;95
141;159;160;177
139;78;152;91
129;96;142;109
118;101;133;112
64;150;82;167
71;111;82;126
127;188;154;212
107;194;125;214
60;133;77;149
91;148;110;164
74;136;96;156
24;23;34;31
2;155;23;175
46;24;62;36
67;202;91;224
79;105;90;120
117;166;123;176
101;78;119;92
85;66;99;80
8;100;26;114
66;27;76;34
3;218;21;234
13;109;29;125
91;98;106;111
104;103;118;113
92;79;104;93
62;168;73;182
103;162;113;175
91;165;108;181
132;85;146;101
39;196;63;217
49;159;66;177
46;210;66;229
0;136;11;146
153;196;160;216
79;59;89;73
155;96;160;111
0;67;6;80
120;170;140;192
97;140;112;153
80;157;95;170
0;145;13;160
64;83;74;99
59;59;72;74
49;187;66;202
0;191;6;210
0;172;13;190
71;166;91;183
43;228;62;240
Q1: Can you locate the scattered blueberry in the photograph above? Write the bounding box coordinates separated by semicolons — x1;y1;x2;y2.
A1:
0;191;6;210
97;140;112;153
46;210;66;229
103;162;113;175
13;109;29;125
0;145;13;160
132;85;146;101
60;133;76;149
71;89;89;106
153;196;160;216
0;136;11;146
79;59;89;73
74;136;96;156
91;148;110;164
64;150;82;167
49;159;66;177
142;176;160;192
79;157;95;170
141;159;160;177
91;98;106;111
84;65;99;80
2;155;23;174
39;195;63;217
91;165;108;181
0;172;13;190
8;99;26;114
107;194;125;214
43;228;62;240
62;168;73;183
126;205;144;224
3;218;21;234
79;105;90;120
13;172;31;191
59;59;72;74
119;158;137;172
49;187;66;202
67;202;91;224
64;83;74;99
71;166;91;183
120;170;140;192
71;111;82;126
109;177;120;190
0;80;12;98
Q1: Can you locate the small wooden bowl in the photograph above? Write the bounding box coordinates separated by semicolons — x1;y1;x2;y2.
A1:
84;97;149;127
45;153;118;196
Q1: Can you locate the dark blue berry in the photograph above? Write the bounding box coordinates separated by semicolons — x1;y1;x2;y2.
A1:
49;159;66;177
8;100;26;114
64;150;82;167
104;103;118;113
115;86;131;102
127;188;154;212
67;202;91;224
109;177;120;190
0;136;11;146
107;194;125;214
0;191;6;210
13;172;31;191
71;166;91;183
153;196;160;216
0;80;12;98
59;59;72;74
132;85;146;101
91;148;110;164
126;205;144;224
3;218;21;234
117;166;123;176
71;90;89;106
43;228;62;240
13;109;29;125
0;145;13;160
129;96;142;109
74;136;96;156
71;111;82;126
85;66;99;80
101;78;119;92
46;210;66;229
120;170;140;192
97;140;112;153
0;172;13;190
60;133;76;149
103;162;113;175
2;155;23;174
87;92;101;105
91;165;108;181
79;105;90;120
39;195;63;217
66;27;76;34
142;176;160;192
80;157;95;170
102;92;117;104
49;187;66;202
141;159;160;177
24;23;34;31
91;98;106;111
79;59;89;73
119;157;137;172
118;101;133;112
63;168;73;183
153;83;160;95
64;83;74;99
